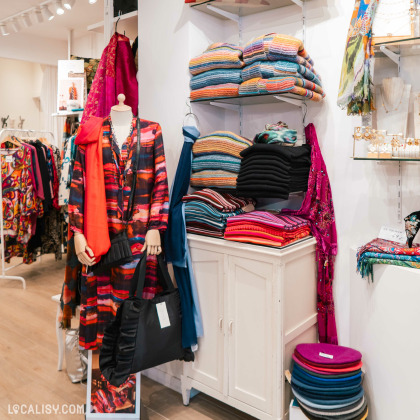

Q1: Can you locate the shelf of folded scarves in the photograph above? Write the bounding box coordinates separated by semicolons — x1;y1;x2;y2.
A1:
374;36;420;60
52;111;83;117
189;0;305;20
87;10;138;39
352;157;420;161
191;92;308;108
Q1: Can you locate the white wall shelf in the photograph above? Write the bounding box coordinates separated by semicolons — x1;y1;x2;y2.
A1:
87;10;138;40
190;0;305;20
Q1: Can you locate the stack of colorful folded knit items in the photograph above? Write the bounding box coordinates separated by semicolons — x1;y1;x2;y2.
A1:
357;238;420;280
240;34;325;102
224;211;310;247
189;43;244;101
183;188;255;237
191;131;253;189
236;143;311;199
291;343;368;420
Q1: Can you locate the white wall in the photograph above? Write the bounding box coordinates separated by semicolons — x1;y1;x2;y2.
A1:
0;58;44;131
138;0;420;350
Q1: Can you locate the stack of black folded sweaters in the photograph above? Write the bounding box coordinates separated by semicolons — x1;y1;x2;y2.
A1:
236;144;311;199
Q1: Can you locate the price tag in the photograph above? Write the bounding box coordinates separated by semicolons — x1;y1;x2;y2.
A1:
319;352;334;359
156;302;171;329
5;155;13;163
378;226;406;244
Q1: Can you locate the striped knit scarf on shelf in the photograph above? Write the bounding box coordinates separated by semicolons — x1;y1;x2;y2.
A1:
337;0;380;115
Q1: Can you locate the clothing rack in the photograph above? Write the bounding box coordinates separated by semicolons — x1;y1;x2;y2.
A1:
0;128;56;289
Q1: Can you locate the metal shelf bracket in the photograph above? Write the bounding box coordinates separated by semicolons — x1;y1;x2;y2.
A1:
291;0;304;8
208;102;240;112
273;95;305;108
206;5;240;22
379;46;400;65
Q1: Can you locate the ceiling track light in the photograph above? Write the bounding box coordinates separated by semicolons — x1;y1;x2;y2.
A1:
0;23;10;36
55;0;65;15
41;4;55;21
11;18;21;33
89;0;98;4
22;13;32;28
35;8;44;23
63;0;76;10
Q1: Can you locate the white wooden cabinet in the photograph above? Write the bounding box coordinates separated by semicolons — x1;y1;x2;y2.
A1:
181;234;318;420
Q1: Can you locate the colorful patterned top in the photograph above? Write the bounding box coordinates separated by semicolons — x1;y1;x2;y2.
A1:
68;117;169;349
189;43;244;76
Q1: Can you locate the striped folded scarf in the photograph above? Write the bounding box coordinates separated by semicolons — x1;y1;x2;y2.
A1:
190;83;240;101
190;68;243;90
189;43;244;76
190;170;238;188
239;76;325;102
242;60;321;86
192;155;242;173
193;131;253;158
243;34;314;66
182;188;255;212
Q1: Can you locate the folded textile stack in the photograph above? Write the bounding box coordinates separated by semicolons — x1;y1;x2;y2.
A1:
254;121;297;146
191;131;253;189
236;143;311;198
291;343;368;420
240;34;325;102
357;238;420;279
189;43;244;101
224;211;310;247
183;189;255;237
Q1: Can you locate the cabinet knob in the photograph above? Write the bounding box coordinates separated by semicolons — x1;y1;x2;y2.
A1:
229;320;233;335
219;318;223;331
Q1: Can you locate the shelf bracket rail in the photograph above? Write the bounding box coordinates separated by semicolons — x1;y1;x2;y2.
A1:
208;102;240;112
206;5;240;22
273;95;304;108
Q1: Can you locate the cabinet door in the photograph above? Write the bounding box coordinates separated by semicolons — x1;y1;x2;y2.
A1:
227;256;274;414
188;246;225;394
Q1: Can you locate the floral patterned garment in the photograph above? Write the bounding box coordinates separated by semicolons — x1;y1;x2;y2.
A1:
404;211;420;248
67;117;169;350
2;145;43;263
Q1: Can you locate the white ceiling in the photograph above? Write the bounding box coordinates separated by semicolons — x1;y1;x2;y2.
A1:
0;0;104;40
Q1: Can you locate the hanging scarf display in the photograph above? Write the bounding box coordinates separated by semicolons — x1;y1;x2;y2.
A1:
337;0;380;115
81;32;138;124
282;124;338;345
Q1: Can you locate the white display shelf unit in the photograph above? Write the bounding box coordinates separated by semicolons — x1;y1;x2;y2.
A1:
190;0;306;20
87;10;138;40
375;36;420;62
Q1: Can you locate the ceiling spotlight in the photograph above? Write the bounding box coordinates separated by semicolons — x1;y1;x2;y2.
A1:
41;4;55;21
55;0;65;15
22;13;32;28
35;8;44;23
89;0;98;4
0;24;10;36
11;18;21;32
64;0;76;10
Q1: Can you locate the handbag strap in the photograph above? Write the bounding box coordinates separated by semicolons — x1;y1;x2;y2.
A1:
129;253;175;298
125;118;141;223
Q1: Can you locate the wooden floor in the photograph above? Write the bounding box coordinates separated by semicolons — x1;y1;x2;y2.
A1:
0;255;255;420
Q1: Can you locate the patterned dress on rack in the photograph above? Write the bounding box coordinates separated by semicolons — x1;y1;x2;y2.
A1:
68;117;169;350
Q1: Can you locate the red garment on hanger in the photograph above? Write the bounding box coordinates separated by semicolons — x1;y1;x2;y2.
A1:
81;33;138;124
73;116;111;259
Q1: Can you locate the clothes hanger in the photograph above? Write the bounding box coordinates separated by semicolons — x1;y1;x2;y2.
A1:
115;11;121;34
183;98;199;129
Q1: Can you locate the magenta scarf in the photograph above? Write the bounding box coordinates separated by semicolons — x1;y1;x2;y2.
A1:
81;32;138;124
282;123;338;344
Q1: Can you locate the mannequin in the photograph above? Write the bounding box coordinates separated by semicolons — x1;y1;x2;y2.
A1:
376;77;411;137
74;93;162;266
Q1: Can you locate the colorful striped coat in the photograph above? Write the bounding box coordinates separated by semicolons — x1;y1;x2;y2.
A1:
68;116;169;350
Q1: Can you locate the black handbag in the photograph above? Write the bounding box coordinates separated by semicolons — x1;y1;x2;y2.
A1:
99;253;190;387
89;118;141;275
